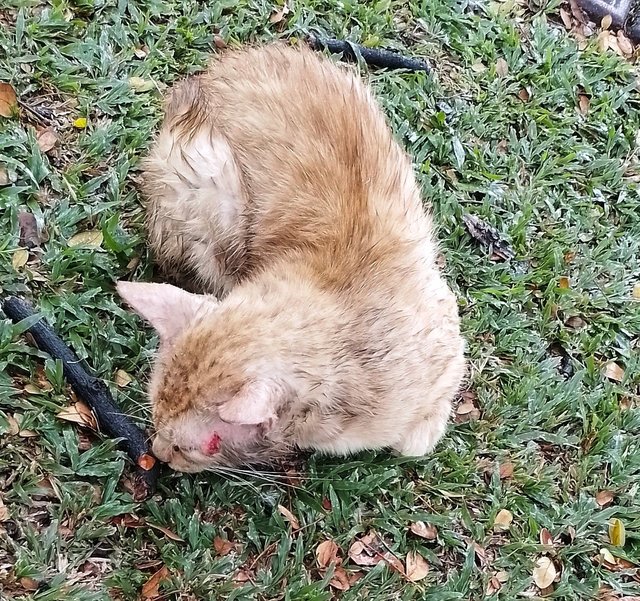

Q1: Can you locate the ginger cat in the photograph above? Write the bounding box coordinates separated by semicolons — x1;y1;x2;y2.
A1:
117;43;465;472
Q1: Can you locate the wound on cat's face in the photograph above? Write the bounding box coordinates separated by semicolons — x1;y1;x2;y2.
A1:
117;281;285;471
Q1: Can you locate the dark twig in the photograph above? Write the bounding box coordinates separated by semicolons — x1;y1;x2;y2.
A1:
2;296;160;500
307;35;431;72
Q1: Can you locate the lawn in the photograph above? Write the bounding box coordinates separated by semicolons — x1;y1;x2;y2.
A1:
1;0;639;599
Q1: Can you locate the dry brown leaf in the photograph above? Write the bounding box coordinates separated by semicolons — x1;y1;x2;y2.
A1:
632;282;640;299
316;539;340;567
493;509;513;531
405;551;429;582
533;556;557;589
19;211;44;249
277;504;300;530
213;536;236;556
233;569;252;583
138;453;157;471
329;566;351;591
19;429;38;438
348;532;404;575
20;577;39;592
596;490;614;507
559;276;570;289
609;518;626;547
36;127;58;153
269;2;289;24
617;31;634;55
0;496;9;521
0;82;17;118
539;527;554;547
495;58;509;77
604;362;624;382
57;401;97;430
601;14;612;30
517;88;530;102
0;166;9;186
7;414;20;435
566;316;587;329
147;522;184;542
12;249;29;270
409;521;438;540
115;369;133;387
499;461;514;479
213;35;227;49
471;60;487;73
597;30;612;52
559;7;572;29
141;565;169;599
578;94;590;116
68;230;103;248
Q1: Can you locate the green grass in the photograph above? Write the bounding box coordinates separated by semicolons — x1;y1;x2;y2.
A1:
1;0;639;599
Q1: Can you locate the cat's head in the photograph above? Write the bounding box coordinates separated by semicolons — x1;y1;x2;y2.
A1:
117;281;292;472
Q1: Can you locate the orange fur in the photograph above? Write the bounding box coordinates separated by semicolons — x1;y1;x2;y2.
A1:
119;43;465;472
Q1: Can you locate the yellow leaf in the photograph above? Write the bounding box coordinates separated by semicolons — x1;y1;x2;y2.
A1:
532;556;557;589
493;509;513;531
128;76;155;92
73;117;87;129
633;282;640;299
115;369;133;387
609;518;626;547
68;230;103;248
12;249;29;270
405;551;429;582
558;276;570;289
0;82;18;118
601;14;612;30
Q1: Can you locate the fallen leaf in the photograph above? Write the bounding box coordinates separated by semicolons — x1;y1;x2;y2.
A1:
68;230;103;248
147;522;184;542
559;276;570;289
316;539;340;567
36;127;58;153
617;31;634;55
0;166;9;185
141;565;169;599
533;556;557;589
578;94;590;116
462;213;515;261
596;490;614;507
20;577;38;592
134;46;149;59
115;369;133;387
559;7;572;29
597;30;612;53
599;547;617;568
348;532;404;575
495;57;509;77
539;527;554;547
57;401;97;430
604;362;624;382
12;249;29;270
19;429;38;438
409;521;438;540
138;453;156;471
405;551;429;582
471;60;487;73
329;566;351;591
269;2;289;24
277;504;300;530
601;14;612;30
565;316;587;329
0;82;17;117
499;461;514;479
609;518;626;547
7;414;20;435
73;117;87;129
493;509;513;531
233;569;252;583
18;211;44;248
633;283;640;299
0;496;8;521
517;88;530;102
213;536;236;556
213;35;227;49
129;76;155;92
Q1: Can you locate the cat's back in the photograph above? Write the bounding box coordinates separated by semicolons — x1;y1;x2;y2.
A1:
168;43;433;268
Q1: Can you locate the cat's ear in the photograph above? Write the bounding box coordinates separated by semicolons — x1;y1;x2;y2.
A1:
218;380;280;427
116;281;216;342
